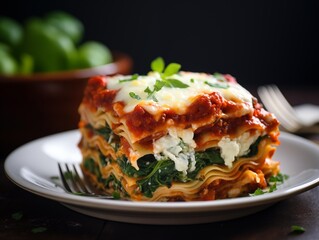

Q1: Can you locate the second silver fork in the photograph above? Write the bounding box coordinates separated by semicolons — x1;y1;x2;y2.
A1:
257;84;319;133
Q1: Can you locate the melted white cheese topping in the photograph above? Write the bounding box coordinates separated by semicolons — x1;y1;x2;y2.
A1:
106;71;253;114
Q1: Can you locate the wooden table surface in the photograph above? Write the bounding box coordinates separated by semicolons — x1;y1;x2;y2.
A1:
1;87;319;239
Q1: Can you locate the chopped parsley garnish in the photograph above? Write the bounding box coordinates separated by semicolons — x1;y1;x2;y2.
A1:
250;188;265;196
119;73;139;83
151;57;189;92
144;79;166;102
142;57;190;101
269;173;289;183
268;184;277;193
213;72;227;81
123;57;193;101
291;225;305;233
249;172;289;196
129;92;141;100
11;211;23;221
164;78;189;88
204;80;229;89
203;72;230;89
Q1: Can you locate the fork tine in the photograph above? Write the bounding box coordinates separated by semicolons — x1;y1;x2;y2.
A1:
269;85;303;124
58;162;72;193
57;162;114;199
257;85;293;130
65;164;83;193
65;163;94;195
257;85;302;132
270;85;295;113
58;162;86;194
71;164;93;194
263;85;301;129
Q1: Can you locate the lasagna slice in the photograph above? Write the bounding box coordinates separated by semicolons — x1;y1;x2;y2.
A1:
78;60;280;201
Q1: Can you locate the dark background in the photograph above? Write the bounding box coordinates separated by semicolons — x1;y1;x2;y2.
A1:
2;0;319;89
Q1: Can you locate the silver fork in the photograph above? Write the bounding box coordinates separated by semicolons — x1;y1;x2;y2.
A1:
57;162;113;199
257;84;319;133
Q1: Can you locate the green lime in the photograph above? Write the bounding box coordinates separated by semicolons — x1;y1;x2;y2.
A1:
0;16;23;46
72;41;113;69
21;18;75;72
0;51;18;75
44;11;84;44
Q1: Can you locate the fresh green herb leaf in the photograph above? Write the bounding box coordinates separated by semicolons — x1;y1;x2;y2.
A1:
143;86;157;102
151;57;165;73
144;86;152;95
190;78;194;83
213;72;227;81
151;95;158;102
164;79;189;88
148;57;187;98
112;191;121;199
63;171;74;180
291;225;305;233
269;183;277;192
249;171;289;197
129;92;141;100
50;176;59;180
204;80;229;89
249;188;265;196
143;80;166;102
163;63;181;77
154;79;166;91
119;74;139;83
151;57;181;77
11;211;23;221
31;227;47;233
269;173;289;183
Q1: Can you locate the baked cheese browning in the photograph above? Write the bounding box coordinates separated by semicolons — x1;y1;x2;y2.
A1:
78;68;280;201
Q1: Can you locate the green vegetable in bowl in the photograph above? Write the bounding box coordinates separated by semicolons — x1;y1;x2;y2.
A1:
44;11;84;45
18;53;34;74
21;18;76;72
0;42;11;53
0;11;113;75
0;50;18;75
0;16;23;47
0;43;33;74
70;41;113;69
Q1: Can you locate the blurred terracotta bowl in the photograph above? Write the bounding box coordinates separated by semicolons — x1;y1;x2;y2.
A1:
0;51;133;156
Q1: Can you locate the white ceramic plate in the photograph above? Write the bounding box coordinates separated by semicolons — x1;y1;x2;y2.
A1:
4;130;319;225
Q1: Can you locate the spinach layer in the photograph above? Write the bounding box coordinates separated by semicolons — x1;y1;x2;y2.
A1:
84;124;264;198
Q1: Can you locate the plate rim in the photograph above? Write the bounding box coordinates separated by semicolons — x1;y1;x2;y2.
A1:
4;130;319;214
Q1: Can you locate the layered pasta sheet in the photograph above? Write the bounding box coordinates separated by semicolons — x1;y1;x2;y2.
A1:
78;71;280;201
